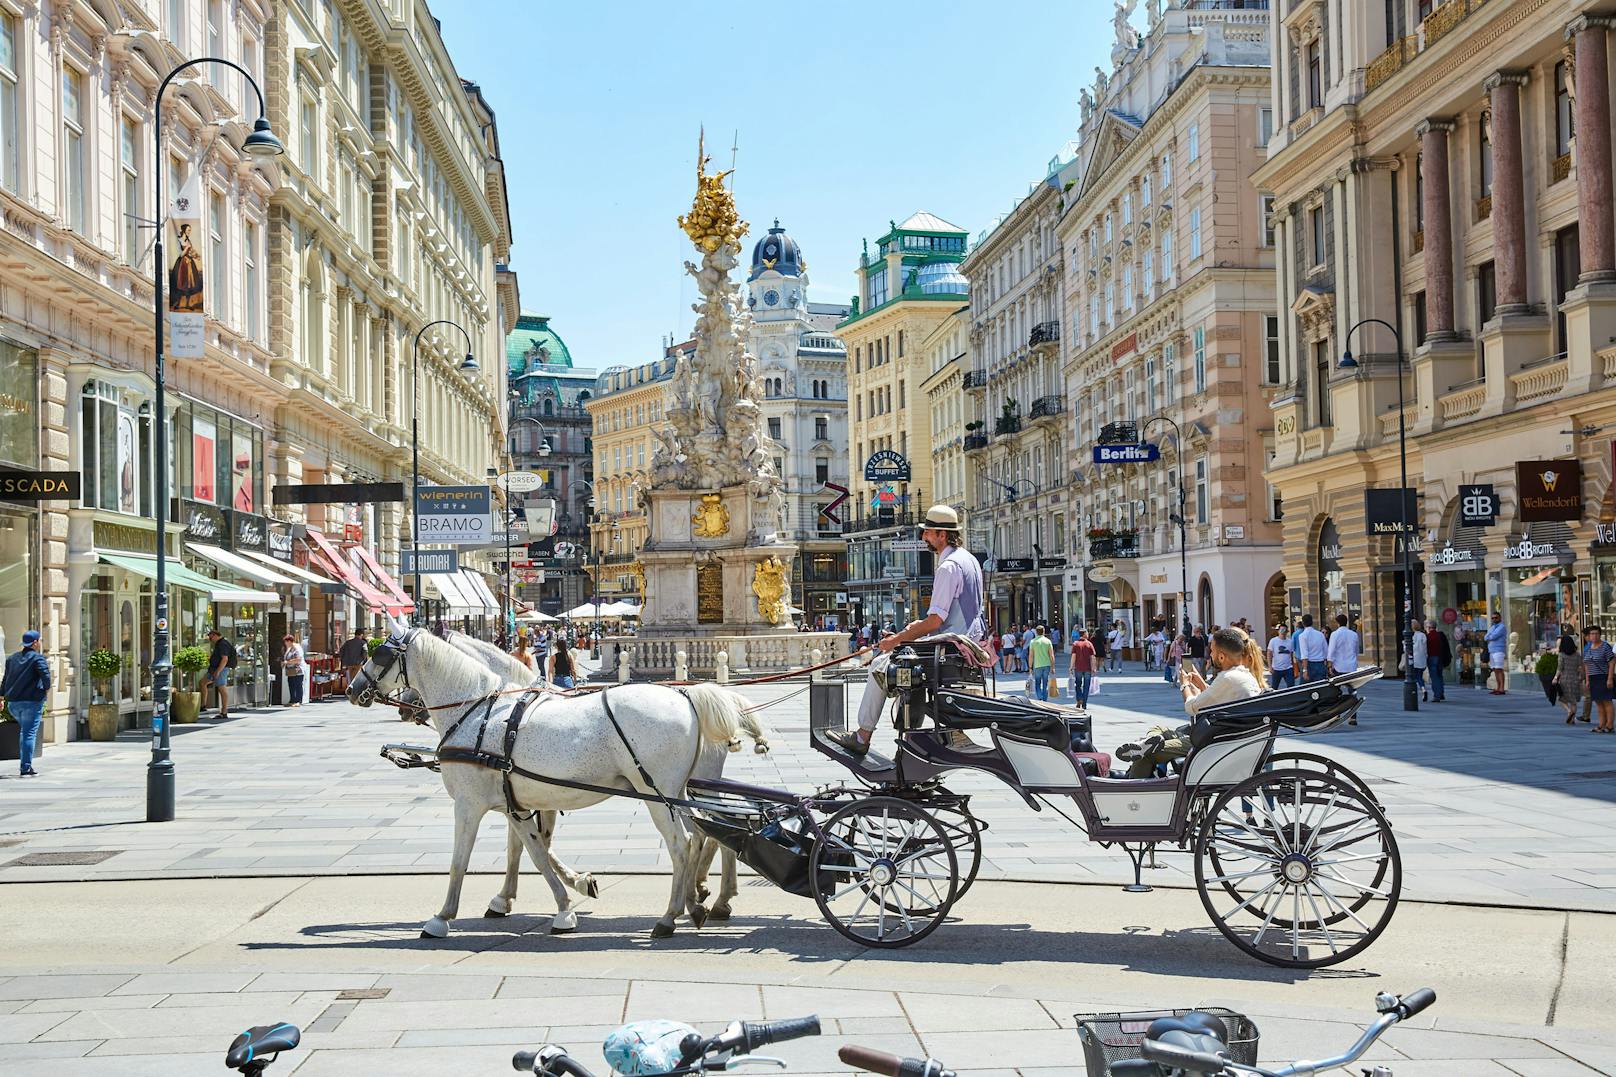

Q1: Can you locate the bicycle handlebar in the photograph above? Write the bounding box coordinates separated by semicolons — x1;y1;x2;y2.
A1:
512;1046;594;1077
1139;1040;1231;1075
837;1046;954;1077
1395;987;1436;1020
740;1016;821;1053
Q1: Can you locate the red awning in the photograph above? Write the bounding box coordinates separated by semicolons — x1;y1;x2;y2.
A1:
305;529;393;613
350;542;415;616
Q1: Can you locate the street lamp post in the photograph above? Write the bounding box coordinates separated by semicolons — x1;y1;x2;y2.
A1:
569;479;595;620
147;58;283;823
411;321;478;626
498;412;554;645
1339;318;1419;712
1142;416;1192;639
985;478;1035;624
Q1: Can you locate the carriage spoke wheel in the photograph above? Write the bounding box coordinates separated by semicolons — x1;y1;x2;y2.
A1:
1195;769;1400;968
811;796;958;948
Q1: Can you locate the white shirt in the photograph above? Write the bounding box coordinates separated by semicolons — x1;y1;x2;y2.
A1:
1297;626;1328;661
1108;629;1125;650
1411;631;1428;668
1266;634;1294;671
1185;665;1264;716
1327;626;1360;672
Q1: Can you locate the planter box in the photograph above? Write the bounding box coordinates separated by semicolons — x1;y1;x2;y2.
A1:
87;704;119;742
171;691;202;723
0;722;18;760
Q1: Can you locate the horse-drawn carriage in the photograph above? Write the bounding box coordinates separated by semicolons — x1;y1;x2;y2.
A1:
685;646;1399;968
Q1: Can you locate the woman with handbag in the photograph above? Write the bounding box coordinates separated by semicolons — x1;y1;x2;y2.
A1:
282;634;306;707
1409;618;1429;701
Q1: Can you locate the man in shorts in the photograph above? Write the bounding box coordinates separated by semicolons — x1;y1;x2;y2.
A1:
338;629;369;691
205;628;237;719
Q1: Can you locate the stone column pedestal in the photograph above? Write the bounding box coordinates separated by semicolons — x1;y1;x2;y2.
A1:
1560;282;1616;395
1479;312;1553;413
1412;340;1481;433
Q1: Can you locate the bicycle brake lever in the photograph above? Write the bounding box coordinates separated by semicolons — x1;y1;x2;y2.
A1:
718;1056;787;1070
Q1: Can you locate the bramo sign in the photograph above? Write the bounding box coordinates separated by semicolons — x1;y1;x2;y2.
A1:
416;485;492;545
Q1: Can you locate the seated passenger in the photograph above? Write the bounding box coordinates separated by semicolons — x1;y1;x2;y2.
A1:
1117;627;1268;778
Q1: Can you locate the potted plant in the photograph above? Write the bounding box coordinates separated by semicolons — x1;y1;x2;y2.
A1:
171;645;210;723
0;703;18;762
85;648;122;741
1535;651;1559;704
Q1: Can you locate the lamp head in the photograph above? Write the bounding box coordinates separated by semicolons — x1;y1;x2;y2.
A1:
538;440;552;458
1338;348;1359;369
242;116;285;158
459;352;479;372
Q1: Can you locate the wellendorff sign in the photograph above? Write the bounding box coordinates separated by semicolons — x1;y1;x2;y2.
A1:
1516;460;1583;522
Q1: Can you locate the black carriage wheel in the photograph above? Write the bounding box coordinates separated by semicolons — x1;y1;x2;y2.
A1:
810;796;958;948
1194;768;1401;969
1208;753;1388;927
929;802;984;903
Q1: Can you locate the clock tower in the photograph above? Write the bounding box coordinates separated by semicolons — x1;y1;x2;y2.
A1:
748;220;807;323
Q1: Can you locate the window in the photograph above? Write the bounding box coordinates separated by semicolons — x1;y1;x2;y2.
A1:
81;382;152;514
1161;151;1172;189
1164;342;1177;401
63;69;86;234
1414;154;1424;231
1477;260;1496;328
1104;282;1114;323
209;193;225;318
120;117;141;264
1146;355;1158;414
815;415;828;440
1105;212;1113;242
1412;288;1428;346
1187;123;1200;162
1122;192;1132;226
1142;250;1154;299
1189;207;1202;259
1260;107;1274;146
1160;229;1172;277
208;1;224;88
767;417;781;441
300;93;319;181
1193;326;1207;393
1305;40;1323;107
1555;224;1580;351
1260;194;1275;247
1478;115;1493;198
1310;206;1325;266
897;330;904;357
1195;458;1208;523
1142;174;1152;207
815;457;829;484
1089;294;1100;336
167;0;183;43
1314;339;1332;426
1122;265;1134;311
0;14;18;192
1265;315;1281;384
1556;61;1574;158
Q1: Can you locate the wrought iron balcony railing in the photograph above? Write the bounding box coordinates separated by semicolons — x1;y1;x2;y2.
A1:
964;433;990;451
1029;320;1060;348
1029;394;1066;420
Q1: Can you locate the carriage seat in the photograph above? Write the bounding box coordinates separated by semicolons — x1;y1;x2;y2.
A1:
934;689;1080;747
1187;667;1379;750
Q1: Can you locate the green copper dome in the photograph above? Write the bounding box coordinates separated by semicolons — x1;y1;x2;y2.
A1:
506;313;574;377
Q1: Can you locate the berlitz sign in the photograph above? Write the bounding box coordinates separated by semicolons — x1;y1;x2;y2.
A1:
1092;443;1160;464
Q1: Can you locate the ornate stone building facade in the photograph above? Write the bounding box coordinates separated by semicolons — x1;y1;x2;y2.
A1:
1058;1;1279;641
0;0;510;740
1257;0;1616;679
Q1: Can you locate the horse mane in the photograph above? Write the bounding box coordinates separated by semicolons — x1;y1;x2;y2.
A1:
447;632;538;686
404;629;504;704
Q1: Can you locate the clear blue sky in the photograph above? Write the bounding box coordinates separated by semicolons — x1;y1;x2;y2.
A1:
432;1;1116;372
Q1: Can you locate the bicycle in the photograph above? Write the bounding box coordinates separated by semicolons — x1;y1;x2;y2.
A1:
840;988;1435;1077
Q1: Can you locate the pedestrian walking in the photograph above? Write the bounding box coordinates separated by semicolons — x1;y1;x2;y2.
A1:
1020;623;1036;674
1266;623;1295;689
0;629;49;777
1187;625;1208;675
547;637;577;689
205;628;237;720
1028;624;1054;701
1425;619;1450;702
281;634;306;707
512;634;535;672
338;629;368;692
1485;611;1509;694
1144;626;1164;671
1069;629;1096;706
1296;614;1328;683
1090;625;1108;675
1165;632;1186;683
1000;627;1017;674
1106;621;1125;672
1408;618;1428;701
1585;625;1616;733
1555;628;1585;724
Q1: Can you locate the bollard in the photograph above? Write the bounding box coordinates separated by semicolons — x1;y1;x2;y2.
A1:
618;648;631;684
715;649;729;684
809;647;824;684
675;649;688;681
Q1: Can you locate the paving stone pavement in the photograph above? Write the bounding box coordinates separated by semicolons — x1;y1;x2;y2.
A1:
1;654;1614;911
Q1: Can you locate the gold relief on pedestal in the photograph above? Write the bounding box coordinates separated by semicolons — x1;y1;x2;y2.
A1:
629;560;646;600
697;560;724;625
691;493;730;537
752;555;789;625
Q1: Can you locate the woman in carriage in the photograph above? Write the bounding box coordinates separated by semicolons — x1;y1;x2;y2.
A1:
1117;627;1269;778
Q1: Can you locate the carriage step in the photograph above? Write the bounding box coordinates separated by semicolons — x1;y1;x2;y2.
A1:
382;743;442;771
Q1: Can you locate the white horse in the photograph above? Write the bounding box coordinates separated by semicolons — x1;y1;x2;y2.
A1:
352;619;757;938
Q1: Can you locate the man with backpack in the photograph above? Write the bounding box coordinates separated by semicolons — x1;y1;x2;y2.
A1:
0;629;50;776
205;628;238;720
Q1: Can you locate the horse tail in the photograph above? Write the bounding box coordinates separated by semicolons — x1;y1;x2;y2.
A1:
682;683;752;753
737;707;772;755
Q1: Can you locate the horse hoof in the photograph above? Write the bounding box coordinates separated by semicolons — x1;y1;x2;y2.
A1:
484;908;507;919
486;895;512;916
550;924;575;935
551;910;578;934
755;743;770;755
420;917;450;939
696;884;711;902
690;904;708;928
586;877;600;899
650;922;676;939
709;905;732;922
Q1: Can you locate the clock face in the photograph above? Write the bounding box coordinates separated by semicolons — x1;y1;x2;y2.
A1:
764;289;780;306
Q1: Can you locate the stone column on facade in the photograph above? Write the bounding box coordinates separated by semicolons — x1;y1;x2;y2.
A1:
1571;15;1616;284
38;352;74;743
1485;72;1531;312
1416;119;1458;342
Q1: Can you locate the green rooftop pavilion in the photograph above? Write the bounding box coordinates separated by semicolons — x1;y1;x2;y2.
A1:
841;211;971;326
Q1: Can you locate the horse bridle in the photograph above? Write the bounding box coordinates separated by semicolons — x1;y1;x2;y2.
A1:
351;629;416;709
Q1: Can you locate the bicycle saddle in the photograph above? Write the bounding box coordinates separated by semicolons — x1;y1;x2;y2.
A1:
1145;1012;1227;1043
226;1023;301;1071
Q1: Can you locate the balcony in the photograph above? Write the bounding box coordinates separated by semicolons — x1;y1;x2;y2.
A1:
1029;321;1060;351
1028;394;1066;422
1364;0;1491;94
964;433;990;452
962;369;989;390
994;415;1022;436
1088;532;1140;559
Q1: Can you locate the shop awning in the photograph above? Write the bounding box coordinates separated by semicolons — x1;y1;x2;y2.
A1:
461;571;501;614
1519;565;1561;587
305;529;393;612
350;543;415;615
99;554;280;605
240;550;346;591
423;570;482;618
186;542;301;588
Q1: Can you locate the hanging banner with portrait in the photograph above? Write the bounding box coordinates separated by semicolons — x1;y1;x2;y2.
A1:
167;170;206;358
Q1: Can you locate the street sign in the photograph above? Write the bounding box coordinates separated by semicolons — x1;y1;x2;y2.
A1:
1089;561;1119;583
498;471;546;494
1092;443;1160;464
864;449;912;483
416;485;492;544
891;539;927;552
882;566;907;578
274;481;404;504
402;549;459;574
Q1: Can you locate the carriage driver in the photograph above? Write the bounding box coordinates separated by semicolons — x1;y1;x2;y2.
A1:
827;505;985;757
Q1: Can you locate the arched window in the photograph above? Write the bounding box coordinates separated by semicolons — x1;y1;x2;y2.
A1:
542;398;553;415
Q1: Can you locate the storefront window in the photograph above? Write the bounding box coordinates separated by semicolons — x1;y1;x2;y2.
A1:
80;381;153;515
1317;519;1346;621
174;398;264;510
0;340;37;468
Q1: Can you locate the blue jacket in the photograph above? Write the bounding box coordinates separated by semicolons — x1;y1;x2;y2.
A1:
1;648;50;702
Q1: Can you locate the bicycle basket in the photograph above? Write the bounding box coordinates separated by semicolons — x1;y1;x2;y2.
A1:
1075;1006;1258;1072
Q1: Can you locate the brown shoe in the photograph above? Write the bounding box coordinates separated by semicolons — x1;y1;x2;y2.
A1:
825;729;869;757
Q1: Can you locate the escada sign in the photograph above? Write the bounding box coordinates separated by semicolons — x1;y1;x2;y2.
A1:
0;470;81;502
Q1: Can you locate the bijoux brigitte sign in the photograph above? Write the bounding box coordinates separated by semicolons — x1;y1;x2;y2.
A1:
415;485;492;544
1516;460;1582;522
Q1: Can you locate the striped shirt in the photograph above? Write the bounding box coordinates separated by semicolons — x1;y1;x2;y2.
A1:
1584;641;1615;678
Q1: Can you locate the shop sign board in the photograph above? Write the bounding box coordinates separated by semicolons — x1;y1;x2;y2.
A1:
1037;557;1066;569
1516;460;1583;522
1092;443;1159;464
1363;488;1418;534
498;471;546;494
996;557;1035;573
402;549;460;575
1089;561;1119;583
1502;537;1558;561
273;481;405;505
267;524;295;562
1223;525;1245;540
1459;483;1498;527
0;469;80;502
891;539;927;552
882;566;908;579
1597;522;1616;546
230;510;267;553
863;449;911;483
178;498;226;544
1429;544;1476;568
415;485;492;544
